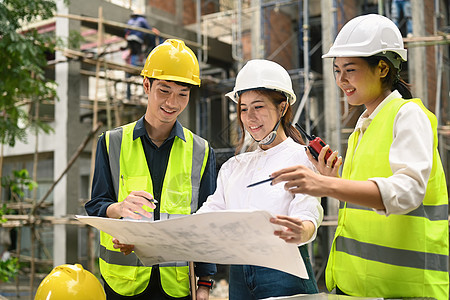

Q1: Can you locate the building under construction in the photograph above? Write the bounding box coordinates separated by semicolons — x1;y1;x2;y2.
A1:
0;0;449;297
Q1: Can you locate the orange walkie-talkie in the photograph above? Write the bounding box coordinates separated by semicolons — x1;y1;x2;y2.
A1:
295;123;335;165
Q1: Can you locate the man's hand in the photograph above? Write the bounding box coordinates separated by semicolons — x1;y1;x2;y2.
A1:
107;191;156;219
196;286;210;300
112;238;135;255
152;27;161;35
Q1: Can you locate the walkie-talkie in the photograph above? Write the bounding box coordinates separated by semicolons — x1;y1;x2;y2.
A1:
295;123;335;164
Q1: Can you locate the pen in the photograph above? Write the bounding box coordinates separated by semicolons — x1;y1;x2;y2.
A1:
142;196;158;204
247;177;274;188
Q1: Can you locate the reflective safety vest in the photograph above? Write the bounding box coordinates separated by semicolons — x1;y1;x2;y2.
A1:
326;98;449;298
99;121;209;297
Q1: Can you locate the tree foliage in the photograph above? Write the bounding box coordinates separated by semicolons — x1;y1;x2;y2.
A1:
0;0;59;147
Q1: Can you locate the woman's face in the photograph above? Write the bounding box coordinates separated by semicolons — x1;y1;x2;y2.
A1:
333;57;390;115
239;90;286;148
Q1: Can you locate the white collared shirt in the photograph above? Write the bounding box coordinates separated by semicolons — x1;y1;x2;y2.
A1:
197;137;324;245
354;90;434;216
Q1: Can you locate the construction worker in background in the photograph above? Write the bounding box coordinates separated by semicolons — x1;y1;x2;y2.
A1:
125;10;159;66
197;59;323;298
271;14;449;298
124;10;160;100
85;39;217;300
34;264;106;300
390;0;413;37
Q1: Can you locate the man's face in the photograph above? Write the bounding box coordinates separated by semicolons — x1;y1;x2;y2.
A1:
143;78;190;125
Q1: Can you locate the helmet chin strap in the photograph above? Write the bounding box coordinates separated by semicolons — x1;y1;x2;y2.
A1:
251;101;287;146
257;119;282;145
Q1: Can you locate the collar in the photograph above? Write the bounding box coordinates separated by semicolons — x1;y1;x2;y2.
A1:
254;137;293;155
355;90;403;133
132;116;186;142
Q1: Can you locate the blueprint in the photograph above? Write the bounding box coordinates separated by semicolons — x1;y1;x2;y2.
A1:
76;210;308;278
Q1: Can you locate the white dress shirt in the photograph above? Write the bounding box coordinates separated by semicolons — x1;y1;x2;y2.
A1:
197;137;324;245
353;90;434;216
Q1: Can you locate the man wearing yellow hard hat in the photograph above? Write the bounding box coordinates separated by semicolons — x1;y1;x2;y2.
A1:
85;39;217;300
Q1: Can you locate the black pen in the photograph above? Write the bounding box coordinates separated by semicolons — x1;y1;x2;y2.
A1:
247;177;274;188
142;196;158;204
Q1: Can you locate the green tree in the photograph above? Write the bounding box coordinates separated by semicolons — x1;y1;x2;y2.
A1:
0;169;38;282
0;0;62;284
0;0;60;147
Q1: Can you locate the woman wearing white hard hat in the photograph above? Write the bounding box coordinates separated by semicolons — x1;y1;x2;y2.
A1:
271;14;448;298
197;59;323;298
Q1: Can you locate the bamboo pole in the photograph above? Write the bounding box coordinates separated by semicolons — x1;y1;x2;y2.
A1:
32;122;102;213
29;98;40;299
189;261;197;300
89;6;104;203
54;13;203;48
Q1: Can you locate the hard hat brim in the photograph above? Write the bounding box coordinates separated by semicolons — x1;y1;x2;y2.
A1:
322;48;407;62
225;87;296;105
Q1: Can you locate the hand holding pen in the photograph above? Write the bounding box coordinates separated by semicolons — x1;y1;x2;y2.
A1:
106;190;157;220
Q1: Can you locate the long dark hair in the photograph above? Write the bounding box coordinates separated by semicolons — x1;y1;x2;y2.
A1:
235;89;305;154
362;55;412;99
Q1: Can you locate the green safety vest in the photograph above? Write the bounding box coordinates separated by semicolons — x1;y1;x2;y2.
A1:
326;98;449;298
99;121;209;297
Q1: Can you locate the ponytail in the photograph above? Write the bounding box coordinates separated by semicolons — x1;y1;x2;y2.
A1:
283;119;305;145
393;77;413;99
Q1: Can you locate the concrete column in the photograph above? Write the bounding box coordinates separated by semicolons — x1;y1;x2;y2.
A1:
54;0;81;266
321;0;340;159
176;0;183;25
251;0;263;59
321;0;340;250
409;0;427;105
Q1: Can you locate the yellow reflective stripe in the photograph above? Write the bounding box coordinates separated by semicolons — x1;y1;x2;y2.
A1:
107;127;124;201
330;247;449;298
160;262;188;267
336;236;448;272
191;132;207;213
344;202;448;221
341;207;448;254
99;244;144;267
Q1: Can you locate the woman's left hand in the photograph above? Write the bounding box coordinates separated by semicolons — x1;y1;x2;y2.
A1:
306;145;342;177
270;215;314;244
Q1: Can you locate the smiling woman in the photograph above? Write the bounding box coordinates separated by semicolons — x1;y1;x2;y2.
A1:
270;14;449;299
197;59;324;299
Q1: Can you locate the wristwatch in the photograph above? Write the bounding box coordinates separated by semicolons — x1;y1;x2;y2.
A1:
197;279;214;290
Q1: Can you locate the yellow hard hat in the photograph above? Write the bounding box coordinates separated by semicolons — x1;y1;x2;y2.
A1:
34;264;106;300
140;39;201;86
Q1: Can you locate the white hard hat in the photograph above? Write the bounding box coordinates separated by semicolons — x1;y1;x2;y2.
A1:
322;14;407;68
225;59;296;105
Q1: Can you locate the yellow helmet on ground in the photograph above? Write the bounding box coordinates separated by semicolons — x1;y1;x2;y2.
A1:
34;264;106;300
140;39;201;86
